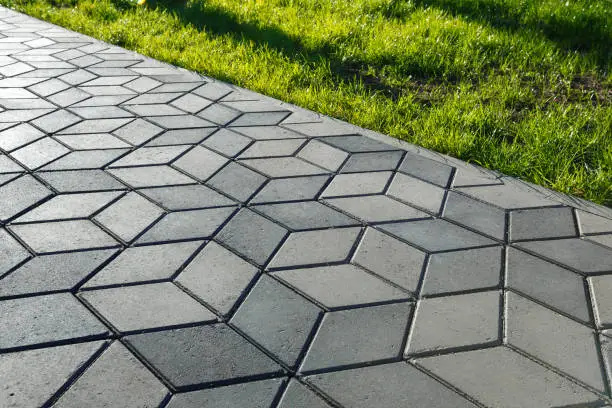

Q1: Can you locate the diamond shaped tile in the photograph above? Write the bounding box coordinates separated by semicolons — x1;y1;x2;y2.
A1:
321;171;392;197
0;175;53;221
277;380;332;408
0;122;44;151
173;145;228;181
324;195;428;223
240;157;327;178
517;238;612;274
387;172;445;214
251;175;329;204
398;151;454;187
112;118;163;145
37;169;126;192
340;151;404;173
297;139;348;171
254;201;359;231
206;162;267;202
318;135;396;153
443;191;506;240
107;165;195;188
10;137;69;170
41;149;129;170
146;127;217;146
14;191;121;222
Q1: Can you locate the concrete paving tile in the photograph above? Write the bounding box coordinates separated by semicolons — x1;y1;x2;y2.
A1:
0;175;53;221
273;264;408;309
0;249;117;296
136;207;235;244
380;219;496;252
124;76;162;93
40;149;129;170
15;191;121;222
0;228;30;275
510;206;577;241
517;238;612;274
94;192;163;242
231;275;321;367
107;165;195;188
124;324;282;389
139;184;235;210
10;137;69;170
319;135;396;153
352;227;426;293
456;182;559;209
443;191;506;240
300;302;411;372
306;362;477;408
112;118;164;145
340;150;404;173
84;241;201;288
170;92;213;113
206;162;267;202
0;341;104;408
422;246;502;295
324;195;429;223
407;291;500;354
146;127;217;146
193;81;232;100
110;145;189;167
277;380;333;408
53;342;168;408
506;291;604;391
251;175;329;203
589;274;612;328
387;172;446;214
418;347;601;408
197;102;242;125
58;118;132;134
200;128;251;156
0;293;108;349
254;201;360;230
80;282;217;332
147;114;216;129
124;103;185;117
297;139;348;171
38;169;126;192
67;105;133;119
577;210;612;234
27;78;70;96
507;247;590;322
0;154;24;173
234;125;304;140
321;171;392;197
0;108;54;122
268;227;361;269
176;241;258;315
55;133;131;150
173;145;228;181
228;111;290;127
0;122;44;151
239;139;305;159
217;208;287;265
9;220;119;253
240;157;328;177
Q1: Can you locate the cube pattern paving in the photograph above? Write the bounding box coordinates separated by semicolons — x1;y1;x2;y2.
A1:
1;7;612;408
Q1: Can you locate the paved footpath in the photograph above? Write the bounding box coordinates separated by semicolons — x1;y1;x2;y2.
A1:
1;6;612;408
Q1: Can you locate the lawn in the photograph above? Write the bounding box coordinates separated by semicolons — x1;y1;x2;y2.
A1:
2;0;611;205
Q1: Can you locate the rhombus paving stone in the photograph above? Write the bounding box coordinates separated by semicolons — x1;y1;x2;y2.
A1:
0;228;30;275
198;103;243;125
39;149;129;170
37;169;127;192
577;209;612;234
176;241;258;316
387;172;446;214
268;227;361;270
136;207;236;244
0;341;105;408
55;133;131;150
80;282;217;333
406;291;501;355
320;171;392;197
352;227;426;293
228;111;290;127
124;323;282;389
238;138;305;158
509;206;577;241
53;341;168;408
442;191;506;240
10;137;70;170
340;150;404;173
324;195;429;223
306;362;477;408
0;293;108;350
112;118;164;145
201;128;252;156
109;145;189;167
417;347;602;408
517;238;612;274
318;135;397;153
170;92;213;113
206;162;267;202
84;241;202;288
277;380;333;408
254;201;360;231
251;175;329;204
240;157;328;178
173;145;228;181
589;274;612;328
0;249;117;297
139;184;236;210
505;291;605;391
14;191;121;222
273;264;409;309
216;208;287;266
300;302;412;373
421;246;502;296
297;139;348;171
235;125;305;140
166;378;283;408
0;122;44;151
506;247;591;323
107;165;196;188
231;275;322;368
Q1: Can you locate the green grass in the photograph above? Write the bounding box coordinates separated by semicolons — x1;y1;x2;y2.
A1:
3;0;611;205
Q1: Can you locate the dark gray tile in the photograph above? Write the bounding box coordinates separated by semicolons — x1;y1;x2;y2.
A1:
107;166;195;188
277;380;332;408
0;175;52;221
306;362;477;408
148;114;216;130
14;191;121;222
240;157;328;178
112;118;164;145
321;171;391;197
318;135;396;153
109;146;189;167
136;207;235;244
590;275;612;328
139;185;236;210
58;118;132;135
239;139;305;159
37;170;127;192
201;128;251;156
9;220;119;253
176;241;258;316
146;127;217;146
0;341;105;408
228;111;290;127
231;275;321;368
507;247;590;322
124;324;282;389
0;293;108;350
340;151;404;173
301;302;411;372
456;183;559;209
80;282;217;332
268;227;361;270
577;210;612;234
324;196;428;223
387;173;445;214
274;264;408;309
254;201;359;231
510;206;577;241
422;246;502;296
443;191;506;240
398;151;454;187
41;149;130;170
166;378;282;408
407;291;500;354
53;342;168;408
0;249;117;296
380;219;496;252
517;238;612;274
206;162;267;202
216;208;287;265
352;228;426;293
250;175;329;204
